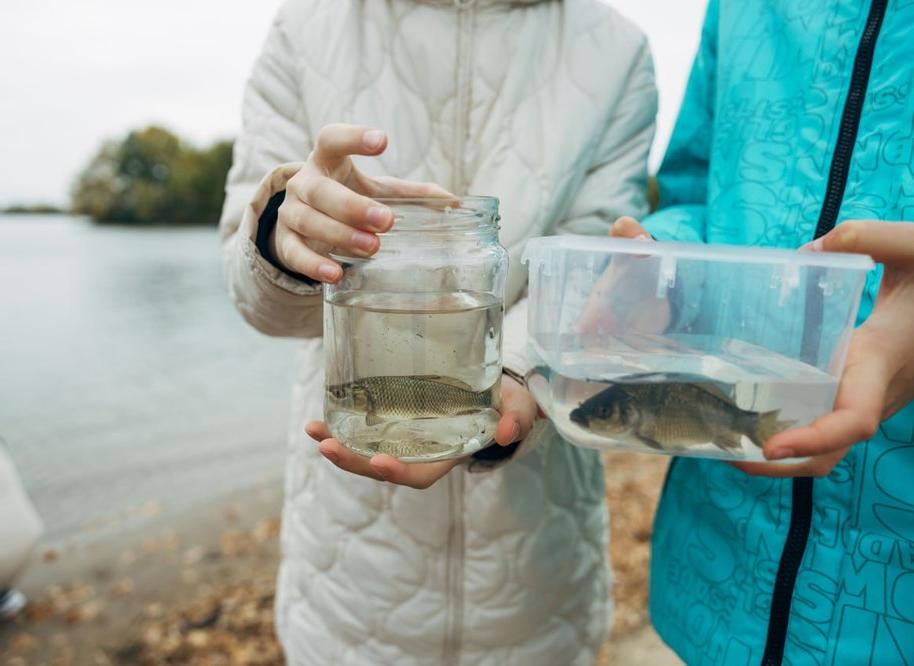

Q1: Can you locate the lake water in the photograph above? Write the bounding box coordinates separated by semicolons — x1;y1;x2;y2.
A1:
0;214;300;543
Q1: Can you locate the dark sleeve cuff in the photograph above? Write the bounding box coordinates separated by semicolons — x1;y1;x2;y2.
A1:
469;366;529;469
255;190;319;286
469;441;520;471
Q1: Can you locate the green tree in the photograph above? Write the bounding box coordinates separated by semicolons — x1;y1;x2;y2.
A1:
71;126;233;225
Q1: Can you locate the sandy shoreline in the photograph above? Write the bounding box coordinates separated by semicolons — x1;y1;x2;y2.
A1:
1;453;681;665
1;478;283;665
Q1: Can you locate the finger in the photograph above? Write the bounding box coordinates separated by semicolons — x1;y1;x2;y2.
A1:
358;174;458;203
762;409;879;461
312;124;388;173
495;377;536;445
610;216;652;240
763;354;887;459
317;438;386;481
369;454;460;490
305;421;331;442
281;201;379;257
578;263;626;333
273;225;342;282
809;221;914;265
729;448;847;478
291;175;393;233
495;411;523;446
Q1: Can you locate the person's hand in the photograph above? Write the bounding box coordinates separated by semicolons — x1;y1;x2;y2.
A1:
306;374;538;489
578;216;671;334
272;124;453;282
734;221;914;477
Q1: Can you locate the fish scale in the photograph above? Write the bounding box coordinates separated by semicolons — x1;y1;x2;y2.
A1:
366;376;490;418
330;375;497;422
570;375;792;453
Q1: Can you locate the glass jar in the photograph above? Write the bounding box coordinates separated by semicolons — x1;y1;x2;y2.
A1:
323;197;507;462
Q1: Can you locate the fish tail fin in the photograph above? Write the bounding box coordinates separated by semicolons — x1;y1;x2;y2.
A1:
477;384;497;409
746;410;795;448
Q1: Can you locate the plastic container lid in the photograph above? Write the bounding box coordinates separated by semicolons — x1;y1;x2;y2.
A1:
523;235;875;271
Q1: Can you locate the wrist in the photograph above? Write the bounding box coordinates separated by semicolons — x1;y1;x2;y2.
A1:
502;366;527;389
255;190;318;285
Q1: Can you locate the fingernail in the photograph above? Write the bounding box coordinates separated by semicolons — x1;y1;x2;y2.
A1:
510;422;521;442
768;448;794;461
351;230;376;252
367;206;391;230
799;238;824;253
318;264;339;281
635;233;651;241
323;451;339;465
363;130;384;149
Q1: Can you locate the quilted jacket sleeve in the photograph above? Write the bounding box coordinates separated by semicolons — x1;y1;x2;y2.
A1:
642;0;718;243
219;9;323;339
501;36;657;378
493;36;658;465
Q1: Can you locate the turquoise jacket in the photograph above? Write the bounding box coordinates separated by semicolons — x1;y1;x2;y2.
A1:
643;1;914;664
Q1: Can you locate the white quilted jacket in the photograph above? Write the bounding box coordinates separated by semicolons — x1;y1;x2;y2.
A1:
219;1;656;663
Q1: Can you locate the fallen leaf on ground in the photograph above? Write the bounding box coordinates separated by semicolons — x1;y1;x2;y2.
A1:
254;517;280;543
24;601;55;622
110;579;135;598
11;633;37;653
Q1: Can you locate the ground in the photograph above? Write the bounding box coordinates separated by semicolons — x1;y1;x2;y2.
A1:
0;452;681;665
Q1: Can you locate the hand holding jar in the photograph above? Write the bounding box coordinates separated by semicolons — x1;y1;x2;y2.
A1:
269;124;452;282
306;376;537;490
287;126;538;488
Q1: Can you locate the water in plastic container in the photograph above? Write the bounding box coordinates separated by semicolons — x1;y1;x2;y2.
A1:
324;290;502;462
527;337;837;460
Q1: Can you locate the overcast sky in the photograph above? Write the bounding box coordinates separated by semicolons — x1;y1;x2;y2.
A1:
0;0;706;207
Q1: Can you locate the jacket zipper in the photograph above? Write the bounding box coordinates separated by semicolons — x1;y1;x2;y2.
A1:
443;6;474;664
451;0;476;194
762;2;888;665
443;468;466;666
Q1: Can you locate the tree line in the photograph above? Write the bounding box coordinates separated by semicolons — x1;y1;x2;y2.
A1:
71;126;233;225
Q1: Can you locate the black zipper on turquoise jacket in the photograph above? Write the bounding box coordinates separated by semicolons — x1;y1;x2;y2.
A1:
761;1;888;664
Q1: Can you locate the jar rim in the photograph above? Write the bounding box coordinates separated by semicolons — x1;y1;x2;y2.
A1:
328;196;501;263
373;195;500;232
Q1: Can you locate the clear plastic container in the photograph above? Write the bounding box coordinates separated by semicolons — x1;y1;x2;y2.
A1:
523;236;874;460
324;197;507;462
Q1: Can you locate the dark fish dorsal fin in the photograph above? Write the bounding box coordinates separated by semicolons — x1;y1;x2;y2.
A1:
690;381;737;406
610;372;736;405
408;375;476;392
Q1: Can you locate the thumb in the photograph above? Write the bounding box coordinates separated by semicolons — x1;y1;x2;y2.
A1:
311;124;388;175
814;221;914;266
611;216;652;240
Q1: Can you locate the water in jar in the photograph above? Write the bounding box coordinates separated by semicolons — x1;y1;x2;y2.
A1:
324;290;502;462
